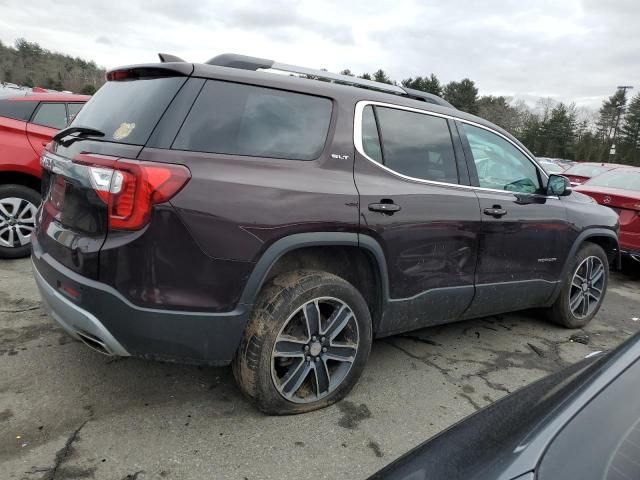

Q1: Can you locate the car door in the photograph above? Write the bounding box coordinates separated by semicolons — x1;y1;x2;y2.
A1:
354;102;481;336
457;121;572;319
25;102;69;156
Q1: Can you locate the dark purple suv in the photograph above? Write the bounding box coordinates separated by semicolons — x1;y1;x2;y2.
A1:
32;54;619;414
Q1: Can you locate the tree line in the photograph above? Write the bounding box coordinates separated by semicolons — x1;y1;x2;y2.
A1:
0;39;637;165
0;39;105;95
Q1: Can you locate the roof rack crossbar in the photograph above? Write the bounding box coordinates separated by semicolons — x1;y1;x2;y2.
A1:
204;53;453;108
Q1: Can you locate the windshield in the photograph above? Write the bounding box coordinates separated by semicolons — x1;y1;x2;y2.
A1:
565;164;611;178
69;77;185;145
586;169;640;192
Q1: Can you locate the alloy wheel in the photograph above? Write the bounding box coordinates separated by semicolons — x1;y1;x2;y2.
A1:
0;197;37;248
271;297;359;403
569;255;605;319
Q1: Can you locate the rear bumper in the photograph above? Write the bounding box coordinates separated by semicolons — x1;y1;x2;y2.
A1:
32;245;249;365
621;248;640;263
34;263;130;356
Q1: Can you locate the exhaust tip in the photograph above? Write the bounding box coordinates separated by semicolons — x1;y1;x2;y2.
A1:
76;330;112;356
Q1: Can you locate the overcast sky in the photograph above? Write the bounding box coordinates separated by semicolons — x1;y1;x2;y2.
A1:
1;0;638;108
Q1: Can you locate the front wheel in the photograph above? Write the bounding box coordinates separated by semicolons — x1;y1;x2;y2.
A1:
233;270;372;415
0;184;40;259
546;242;609;328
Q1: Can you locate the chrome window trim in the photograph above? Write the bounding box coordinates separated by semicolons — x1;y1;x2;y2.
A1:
353;100;555;198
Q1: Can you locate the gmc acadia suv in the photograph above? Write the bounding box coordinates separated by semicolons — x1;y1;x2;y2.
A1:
32;54;619;414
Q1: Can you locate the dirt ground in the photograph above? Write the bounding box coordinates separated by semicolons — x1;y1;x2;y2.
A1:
2;257;640;480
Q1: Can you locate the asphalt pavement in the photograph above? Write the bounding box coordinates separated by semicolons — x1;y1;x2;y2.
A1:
2;258;639;479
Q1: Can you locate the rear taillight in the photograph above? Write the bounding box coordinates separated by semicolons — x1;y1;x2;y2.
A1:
76;154;190;230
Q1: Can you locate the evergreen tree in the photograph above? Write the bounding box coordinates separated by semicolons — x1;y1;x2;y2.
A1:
401;74;442;96
372;69;392;84
443;79;478;114
619;93;640;165
595;89;627;145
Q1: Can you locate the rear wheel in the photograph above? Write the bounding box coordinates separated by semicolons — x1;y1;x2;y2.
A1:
233;270;372;415
546;242;609;328
0;184;40;259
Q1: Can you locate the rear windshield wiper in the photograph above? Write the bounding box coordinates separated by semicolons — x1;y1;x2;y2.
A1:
53;125;106;144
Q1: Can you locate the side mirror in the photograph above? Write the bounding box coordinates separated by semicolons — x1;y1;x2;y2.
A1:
547;174;572;196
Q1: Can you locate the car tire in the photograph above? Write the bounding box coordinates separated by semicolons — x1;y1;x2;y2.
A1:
0;184;40;259
546;242;609;328
232;270;372;415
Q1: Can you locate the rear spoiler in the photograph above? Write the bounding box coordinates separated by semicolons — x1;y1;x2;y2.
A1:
105;62;193;81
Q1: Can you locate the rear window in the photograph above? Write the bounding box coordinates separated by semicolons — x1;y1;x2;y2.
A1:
172;80;333;161
69;77;186;145
565;164;611;178
586;170;640;192
0;99;37;121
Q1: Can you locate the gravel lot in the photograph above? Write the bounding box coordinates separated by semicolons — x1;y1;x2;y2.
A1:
1;258;639;480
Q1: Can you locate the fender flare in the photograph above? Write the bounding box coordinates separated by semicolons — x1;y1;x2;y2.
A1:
237;232;390;309
548;227;619;305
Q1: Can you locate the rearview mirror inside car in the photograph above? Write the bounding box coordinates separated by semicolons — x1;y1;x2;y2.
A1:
547;174;572;196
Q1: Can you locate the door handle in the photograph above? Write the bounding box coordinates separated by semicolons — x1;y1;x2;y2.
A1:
483;206;507;218
369;201;401;215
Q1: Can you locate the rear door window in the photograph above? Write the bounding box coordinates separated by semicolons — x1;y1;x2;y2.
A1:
172;80;333;161
70;76;186;145
0;99;38;121
372;106;459;183
31;103;67;129
361;105;383;163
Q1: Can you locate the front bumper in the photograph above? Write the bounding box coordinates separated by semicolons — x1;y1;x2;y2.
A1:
32;247;249;365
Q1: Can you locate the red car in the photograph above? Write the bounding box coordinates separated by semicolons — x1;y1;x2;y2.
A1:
575;167;640;262
563;162;626;186
0;92;89;257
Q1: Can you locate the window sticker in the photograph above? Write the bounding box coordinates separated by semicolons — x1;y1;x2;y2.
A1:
113;122;136;140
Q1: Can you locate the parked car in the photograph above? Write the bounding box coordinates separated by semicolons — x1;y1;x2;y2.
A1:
370;331;640;480
32;53;619;414
536;157;567;174
575;167;640;263
0;92;90;257
562;162;626;186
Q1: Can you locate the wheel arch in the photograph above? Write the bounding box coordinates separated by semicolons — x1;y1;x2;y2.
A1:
548;228;619;305
238;233;389;333
0;171;41;194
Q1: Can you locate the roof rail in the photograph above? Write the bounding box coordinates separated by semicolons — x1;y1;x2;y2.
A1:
205;53;454;108
402;87;455;108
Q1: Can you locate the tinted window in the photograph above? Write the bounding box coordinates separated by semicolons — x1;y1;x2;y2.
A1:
173;80;332;161
71;77;185;145
0;99;38;121
361;105;383;163
586;170;640;192
31;103;67;129
463;124;541;194
374;107;458;183
67;103;84;123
